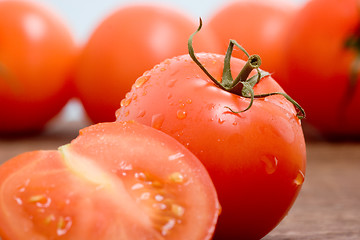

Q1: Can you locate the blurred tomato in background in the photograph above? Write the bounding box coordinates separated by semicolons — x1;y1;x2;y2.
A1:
208;0;298;80
0;0;77;135
278;0;360;139
74;3;221;124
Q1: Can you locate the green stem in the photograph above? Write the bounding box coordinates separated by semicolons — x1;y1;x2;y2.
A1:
253;92;306;119
188;18;306;120
188;18;225;91
221;39;235;88
230;54;261;94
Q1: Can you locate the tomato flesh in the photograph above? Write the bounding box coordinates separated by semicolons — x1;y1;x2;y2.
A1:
0;121;220;239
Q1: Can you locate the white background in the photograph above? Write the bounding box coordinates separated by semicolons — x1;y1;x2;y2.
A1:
35;0;307;44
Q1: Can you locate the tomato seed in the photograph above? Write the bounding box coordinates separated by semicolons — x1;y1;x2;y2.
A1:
169;172;184;183
29;194;46;203
171;204;185;217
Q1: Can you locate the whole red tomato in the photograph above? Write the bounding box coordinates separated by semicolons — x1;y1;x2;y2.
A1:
75;4;221;123
116;22;306;239
280;0;360;138
0;0;77;135
0;121;220;239
208;0;298;79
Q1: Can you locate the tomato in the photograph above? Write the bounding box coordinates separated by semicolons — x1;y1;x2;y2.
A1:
208;0;298;79
279;0;360;138
0;121;220;239
74;3;221;124
116;23;306;239
0;0;77;135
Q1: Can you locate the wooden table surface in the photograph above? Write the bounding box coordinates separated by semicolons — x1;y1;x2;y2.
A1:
0;118;359;240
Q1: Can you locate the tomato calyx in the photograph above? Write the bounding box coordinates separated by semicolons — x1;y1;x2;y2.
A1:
188;18;305;119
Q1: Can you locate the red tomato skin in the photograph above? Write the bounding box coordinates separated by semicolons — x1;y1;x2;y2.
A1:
0;0;77;134
0;121;220;240
208;0;297;79
279;0;360;138
116;54;306;239
74;3;221;123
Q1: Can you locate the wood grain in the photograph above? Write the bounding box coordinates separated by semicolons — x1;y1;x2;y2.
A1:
266;142;360;240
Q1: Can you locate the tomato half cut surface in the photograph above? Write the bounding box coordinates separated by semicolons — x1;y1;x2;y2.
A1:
0;121;220;240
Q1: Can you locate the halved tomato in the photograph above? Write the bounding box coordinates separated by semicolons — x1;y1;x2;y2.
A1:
0;121;220;239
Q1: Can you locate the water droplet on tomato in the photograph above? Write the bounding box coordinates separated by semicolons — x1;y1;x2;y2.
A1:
168;152;185;161
125;92;131;99
176;110;187;120
294;170;305;186
120;96;131;105
134;75;150;88
151;114;165;129
186;99;192;104
120;98;131;107
167;93;172;99
166;79;177;87
137;110;146;118
218;118;225;124
261;156;278;174
115;109;121;118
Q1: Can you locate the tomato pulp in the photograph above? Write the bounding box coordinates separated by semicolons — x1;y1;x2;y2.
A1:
0;121;220;239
